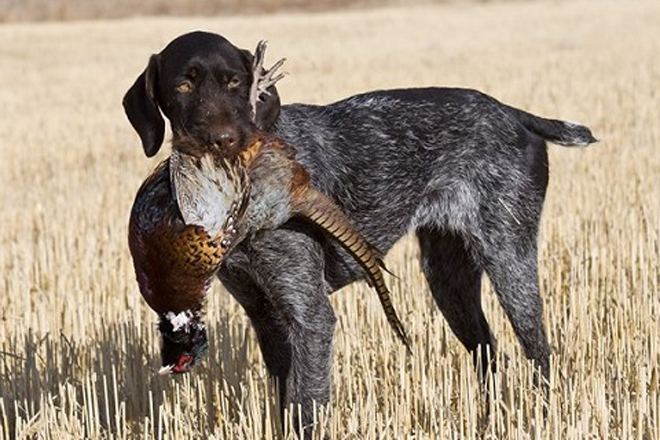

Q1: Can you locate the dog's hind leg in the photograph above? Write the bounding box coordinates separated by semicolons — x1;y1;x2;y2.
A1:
417;226;496;381
481;221;551;382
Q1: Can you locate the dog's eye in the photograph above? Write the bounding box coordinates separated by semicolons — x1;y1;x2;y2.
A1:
176;81;193;94
227;77;240;90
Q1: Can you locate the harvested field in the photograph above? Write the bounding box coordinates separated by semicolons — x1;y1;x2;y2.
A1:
0;0;658;438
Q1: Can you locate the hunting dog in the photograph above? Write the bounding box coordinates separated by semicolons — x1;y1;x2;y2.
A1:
123;31;596;433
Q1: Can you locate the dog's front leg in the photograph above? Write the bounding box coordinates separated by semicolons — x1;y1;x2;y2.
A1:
219;224;335;438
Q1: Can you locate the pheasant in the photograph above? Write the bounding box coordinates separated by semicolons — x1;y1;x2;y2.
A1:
129;133;410;373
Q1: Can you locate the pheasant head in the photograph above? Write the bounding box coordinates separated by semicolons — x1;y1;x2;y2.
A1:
128;156;249;373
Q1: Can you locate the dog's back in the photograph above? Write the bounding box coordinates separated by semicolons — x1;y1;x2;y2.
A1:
275;87;595;253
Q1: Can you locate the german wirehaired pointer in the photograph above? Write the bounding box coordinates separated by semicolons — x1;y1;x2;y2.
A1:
123;31;597;434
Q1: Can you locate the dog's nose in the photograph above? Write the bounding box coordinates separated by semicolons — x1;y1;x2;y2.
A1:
211;130;237;150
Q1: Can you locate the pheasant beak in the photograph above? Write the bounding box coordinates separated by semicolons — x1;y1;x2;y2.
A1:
158;354;195;375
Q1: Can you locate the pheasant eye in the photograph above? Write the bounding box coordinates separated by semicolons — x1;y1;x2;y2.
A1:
176;81;193;93
228;76;240;90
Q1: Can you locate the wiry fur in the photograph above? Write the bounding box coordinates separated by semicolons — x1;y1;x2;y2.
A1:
219;89;595;430
123;32;597;437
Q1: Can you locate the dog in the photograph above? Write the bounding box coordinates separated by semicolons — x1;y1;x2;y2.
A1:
123;30;596;434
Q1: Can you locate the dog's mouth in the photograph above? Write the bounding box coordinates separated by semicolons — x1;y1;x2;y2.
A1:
172;126;254;161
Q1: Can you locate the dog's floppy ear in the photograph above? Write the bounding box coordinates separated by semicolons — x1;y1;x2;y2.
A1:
240;49;281;131
123;55;165;158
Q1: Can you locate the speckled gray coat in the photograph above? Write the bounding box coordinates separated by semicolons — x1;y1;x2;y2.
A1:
217;88;595;432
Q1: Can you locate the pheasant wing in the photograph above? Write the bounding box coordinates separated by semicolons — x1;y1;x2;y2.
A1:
170;149;250;240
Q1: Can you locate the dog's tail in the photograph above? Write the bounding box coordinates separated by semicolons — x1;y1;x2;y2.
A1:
505;105;598;147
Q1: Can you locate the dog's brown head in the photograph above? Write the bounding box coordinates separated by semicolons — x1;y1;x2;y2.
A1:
123;31;282;158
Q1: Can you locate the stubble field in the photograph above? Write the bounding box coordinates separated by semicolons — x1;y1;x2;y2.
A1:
0;0;658;438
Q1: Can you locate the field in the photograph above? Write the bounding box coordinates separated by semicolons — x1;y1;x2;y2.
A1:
0;0;658;438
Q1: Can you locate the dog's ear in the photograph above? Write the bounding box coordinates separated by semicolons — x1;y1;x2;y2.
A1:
240;49;282;131
123;55;165;158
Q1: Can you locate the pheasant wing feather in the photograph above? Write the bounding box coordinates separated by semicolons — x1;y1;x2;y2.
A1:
170;149;249;239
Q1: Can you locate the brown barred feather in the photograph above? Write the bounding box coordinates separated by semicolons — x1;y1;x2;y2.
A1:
290;187;411;353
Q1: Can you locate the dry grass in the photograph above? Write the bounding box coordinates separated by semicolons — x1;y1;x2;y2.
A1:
0;0;658;438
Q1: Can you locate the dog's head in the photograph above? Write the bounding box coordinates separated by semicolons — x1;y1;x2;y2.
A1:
123;31;281;158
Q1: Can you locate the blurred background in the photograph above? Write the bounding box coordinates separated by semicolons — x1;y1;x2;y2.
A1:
1;0;439;22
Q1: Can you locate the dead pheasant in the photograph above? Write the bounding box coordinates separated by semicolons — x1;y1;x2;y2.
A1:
128;42;410;374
